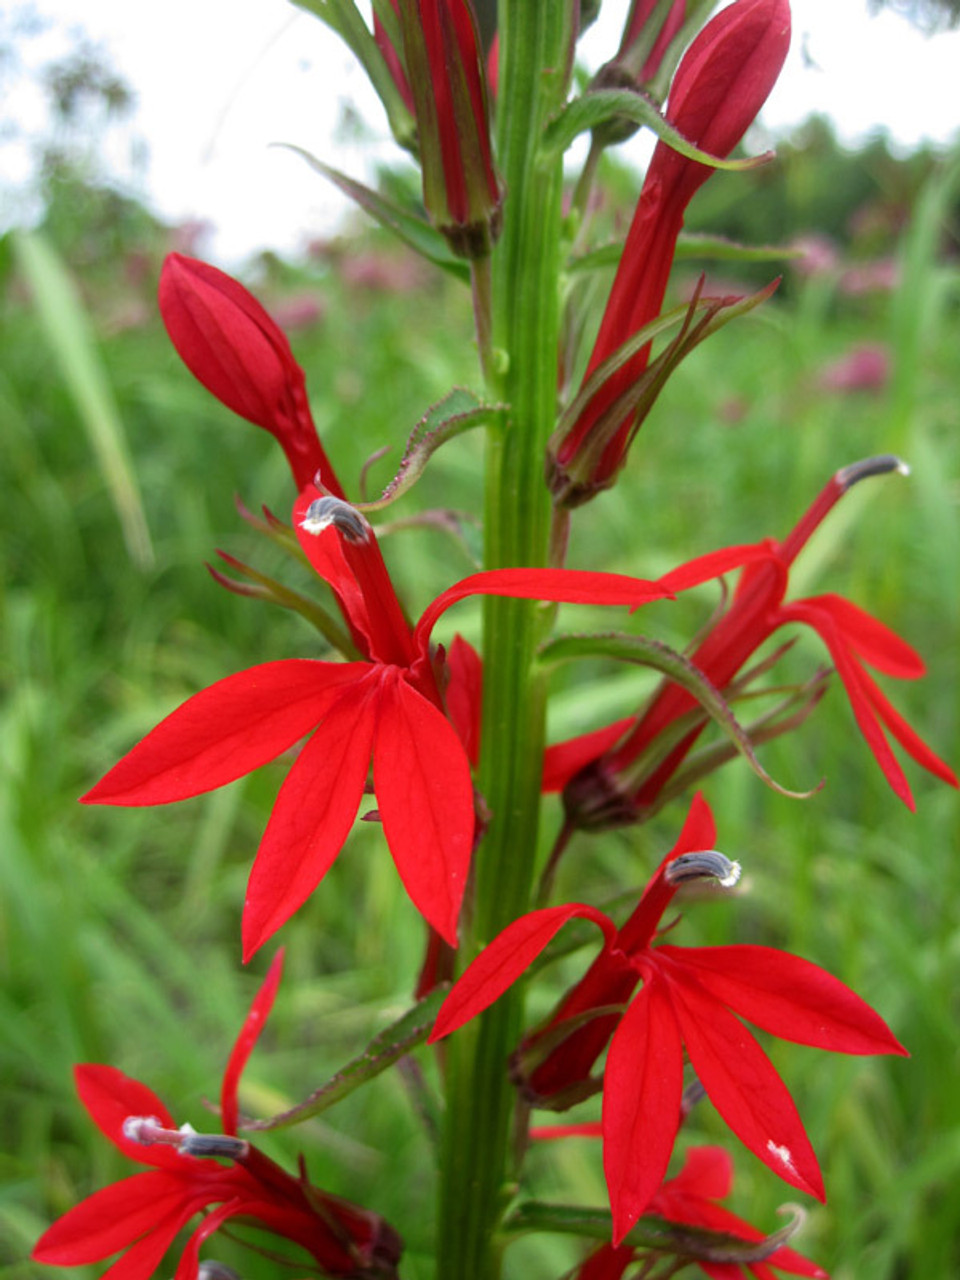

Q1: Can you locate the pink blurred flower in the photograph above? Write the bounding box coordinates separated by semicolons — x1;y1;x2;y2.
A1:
817;343;890;393
839;258;900;296
268;293;327;332
791;233;840;278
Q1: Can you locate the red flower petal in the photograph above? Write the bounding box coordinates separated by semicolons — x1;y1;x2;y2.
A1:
541;717;635;793
665;0;791;192
221;950;285;1135
656;543;778;596
799;593;925;678
31;1173;188;1264
573;1243;637;1280
782;600;958;802
663;967;824;1200
651;1150;828;1278
373;672;475;946
97;1209;193;1280
293;488;415;667
444;634;483;765
659;1145;734;1203
74;1065;185;1169
83;662;370;806
429;904;618;1043
861;669;959;788
172;1198;250;1280
241;676;380;960
603;976;685;1243
530;1121;604;1141
414;568;669;652
660;944;908;1056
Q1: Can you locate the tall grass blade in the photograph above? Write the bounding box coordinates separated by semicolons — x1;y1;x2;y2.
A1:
12;231;154;570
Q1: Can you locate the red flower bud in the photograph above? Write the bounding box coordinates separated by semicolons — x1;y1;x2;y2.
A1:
159;254;344;495
549;0;790;503
394;0;503;257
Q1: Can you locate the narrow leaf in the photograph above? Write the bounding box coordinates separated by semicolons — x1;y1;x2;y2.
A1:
542;89;773;171
537;632;820;801
208;552;357;655
243;985;449;1130
568;233;799;280
357;389;500;511
281;146;469;279
288;1;416;149
501;1200;819;1267
672;231;805;262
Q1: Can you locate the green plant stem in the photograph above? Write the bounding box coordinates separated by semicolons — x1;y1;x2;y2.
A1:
470;254;495;387
434;7;572;1280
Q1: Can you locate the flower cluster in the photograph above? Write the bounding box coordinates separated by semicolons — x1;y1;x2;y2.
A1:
33;2;956;1278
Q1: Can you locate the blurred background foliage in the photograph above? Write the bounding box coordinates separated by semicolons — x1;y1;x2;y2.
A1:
1;17;959;1280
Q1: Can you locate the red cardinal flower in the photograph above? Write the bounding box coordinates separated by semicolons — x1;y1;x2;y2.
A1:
548;0;791;503
392;0;502;256
570;1145;827;1279
547;456;958;819
83;490;669;958
32;953;403;1280
430;794;907;1243
159;254;345;495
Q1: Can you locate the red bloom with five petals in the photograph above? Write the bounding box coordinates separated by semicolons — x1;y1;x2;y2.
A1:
547;458;959;819
83;490;669;958
31;953;403;1280
430;794;907;1243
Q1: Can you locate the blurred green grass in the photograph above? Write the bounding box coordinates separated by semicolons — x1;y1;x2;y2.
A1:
2;148;958;1280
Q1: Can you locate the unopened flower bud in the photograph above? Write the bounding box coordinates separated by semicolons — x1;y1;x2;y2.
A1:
159;254;344;495
394;0;503;257
549;0;791;503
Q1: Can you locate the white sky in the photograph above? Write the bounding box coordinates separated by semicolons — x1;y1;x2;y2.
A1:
6;1;960;265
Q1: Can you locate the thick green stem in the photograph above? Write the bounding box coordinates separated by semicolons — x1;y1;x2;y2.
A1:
435;7;573;1280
